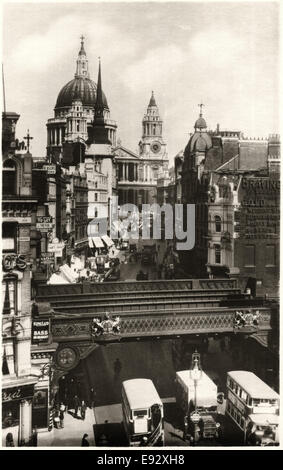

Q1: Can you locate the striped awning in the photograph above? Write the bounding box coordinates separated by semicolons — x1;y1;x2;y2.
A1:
91;237;104;249
101;235;114;247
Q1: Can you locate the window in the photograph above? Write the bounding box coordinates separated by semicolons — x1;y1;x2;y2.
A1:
228;379;234;390
265;245;276;267
2;275;17;315
3;159;17;195
215;215;222;232
244;245;255;267
214;244;221;264
2;223;17;252
133;410;147;418
94;193;98;202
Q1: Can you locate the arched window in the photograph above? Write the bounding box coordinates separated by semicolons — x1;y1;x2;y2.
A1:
3;159;17;196
214;244;221;264
215;215;222;233
2;274;17;316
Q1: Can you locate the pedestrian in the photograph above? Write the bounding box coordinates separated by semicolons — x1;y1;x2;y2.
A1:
31;427;38;446
81;400;87;420
59;409;64;428
73;395;80;417
54;411;60;429
113;358;122;378
6;433;15;447
60;402;66;414
183;415;189;441
89;387;96;408
81;433;90;447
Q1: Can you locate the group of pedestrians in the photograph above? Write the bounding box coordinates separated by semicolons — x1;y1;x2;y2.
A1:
54;402;67;429
73;396;87;420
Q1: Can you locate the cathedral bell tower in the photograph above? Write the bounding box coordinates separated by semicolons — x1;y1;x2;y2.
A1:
139;92;167;159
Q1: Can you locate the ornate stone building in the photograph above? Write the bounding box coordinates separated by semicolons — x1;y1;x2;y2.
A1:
180;105;280;294
46;37;116;162
116;92;169;208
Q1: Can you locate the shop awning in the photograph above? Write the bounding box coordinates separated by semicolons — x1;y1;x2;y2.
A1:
101;235;114;247
91;237;104;249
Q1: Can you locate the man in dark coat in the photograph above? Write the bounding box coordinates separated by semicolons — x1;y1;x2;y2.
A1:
81;433;90;446
73;395;80;417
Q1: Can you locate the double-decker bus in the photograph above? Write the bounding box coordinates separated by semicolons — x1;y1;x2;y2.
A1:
226;371;279;446
122;379;164;446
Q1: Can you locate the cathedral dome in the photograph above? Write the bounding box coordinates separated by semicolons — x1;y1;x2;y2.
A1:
55;77;108;109
194;116;207;129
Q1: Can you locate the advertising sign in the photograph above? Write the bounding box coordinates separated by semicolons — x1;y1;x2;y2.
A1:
36;216;53;232
43;164;56;174
32;319;50;343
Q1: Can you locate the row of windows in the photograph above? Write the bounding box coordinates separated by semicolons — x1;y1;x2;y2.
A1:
228;378;250;405
226;401;246;430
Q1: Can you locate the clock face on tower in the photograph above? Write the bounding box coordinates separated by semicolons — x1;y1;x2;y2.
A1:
151;141;161;154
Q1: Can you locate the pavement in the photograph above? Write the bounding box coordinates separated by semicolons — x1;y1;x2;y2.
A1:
37;407;96;448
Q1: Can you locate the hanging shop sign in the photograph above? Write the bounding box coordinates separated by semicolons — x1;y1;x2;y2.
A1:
40;253;55;264
2;254;27;272
47;242;65;254
2;385;35;403
36;216;53;232
43;165;56;174
32;319;50;344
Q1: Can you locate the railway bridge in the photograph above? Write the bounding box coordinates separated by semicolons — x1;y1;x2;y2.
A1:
35;278;276;390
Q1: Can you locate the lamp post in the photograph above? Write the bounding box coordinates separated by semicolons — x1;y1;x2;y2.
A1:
189;350;202;444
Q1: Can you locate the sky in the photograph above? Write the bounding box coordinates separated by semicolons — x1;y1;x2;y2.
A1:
2;0;280;164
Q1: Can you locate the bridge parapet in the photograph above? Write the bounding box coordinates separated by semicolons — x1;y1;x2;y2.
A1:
51;306;271;342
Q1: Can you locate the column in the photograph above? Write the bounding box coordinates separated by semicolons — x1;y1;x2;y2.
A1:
125;163;129;181
19;399;32;445
5;343;15;375
135;164;138;181
122;163;125;181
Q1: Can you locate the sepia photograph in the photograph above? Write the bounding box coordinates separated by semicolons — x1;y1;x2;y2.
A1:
1;0;280;450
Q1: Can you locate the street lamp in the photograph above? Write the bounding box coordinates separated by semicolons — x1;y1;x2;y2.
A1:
189;350;202;444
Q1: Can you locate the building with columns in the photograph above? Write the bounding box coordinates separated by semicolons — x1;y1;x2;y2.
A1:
116;92;169;208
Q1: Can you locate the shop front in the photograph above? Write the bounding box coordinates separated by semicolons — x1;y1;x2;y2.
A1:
2;383;35;446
